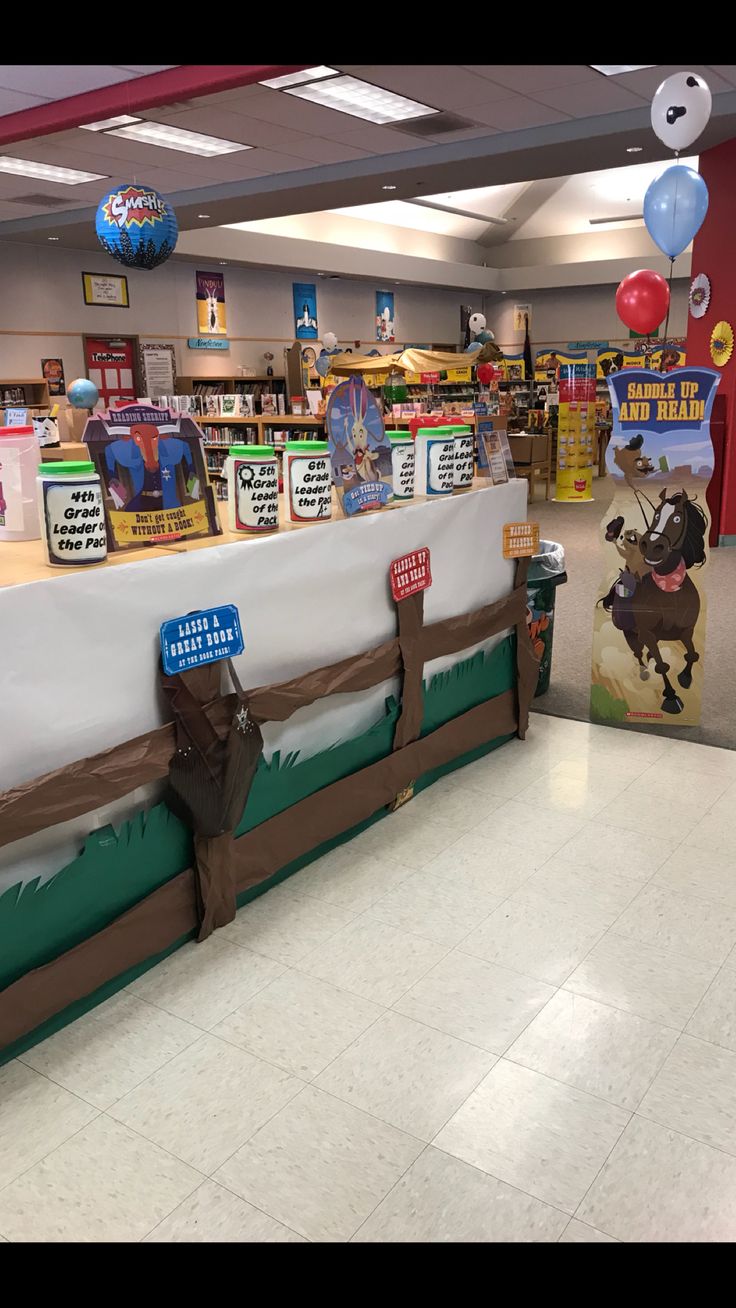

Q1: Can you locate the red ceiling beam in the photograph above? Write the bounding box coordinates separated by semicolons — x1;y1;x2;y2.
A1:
0;65;311;148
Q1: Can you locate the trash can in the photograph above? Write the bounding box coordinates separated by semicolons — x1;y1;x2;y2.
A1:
526;540;567;696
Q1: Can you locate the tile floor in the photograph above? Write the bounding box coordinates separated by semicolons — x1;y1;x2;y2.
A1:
3;713;736;1242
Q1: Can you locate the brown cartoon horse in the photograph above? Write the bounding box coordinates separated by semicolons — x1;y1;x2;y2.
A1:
613;434;655;487
600;489;707;713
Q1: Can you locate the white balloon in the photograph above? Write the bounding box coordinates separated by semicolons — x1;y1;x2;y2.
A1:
322;330;338;352
651;71;712;152
468;312;486;334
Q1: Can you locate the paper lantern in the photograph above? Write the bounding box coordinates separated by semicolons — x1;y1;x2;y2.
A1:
95;183;178;270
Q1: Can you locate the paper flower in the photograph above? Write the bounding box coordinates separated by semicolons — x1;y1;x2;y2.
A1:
710;321;734;367
689;272;711;318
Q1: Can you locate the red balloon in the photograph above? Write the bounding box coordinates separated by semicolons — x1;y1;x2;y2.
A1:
615;269;670;335
477;362;495;383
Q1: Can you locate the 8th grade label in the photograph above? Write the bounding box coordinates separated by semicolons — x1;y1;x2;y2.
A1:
44;482;107;564
426;438;454;494
288;454;331;521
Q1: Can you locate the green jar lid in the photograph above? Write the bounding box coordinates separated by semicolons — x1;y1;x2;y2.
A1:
285;440;328;452
445;423;472;433
39;461;95;476
228;444;276;458
416;426;452;437
389;432;412;443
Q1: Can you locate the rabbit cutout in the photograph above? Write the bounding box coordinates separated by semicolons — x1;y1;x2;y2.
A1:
348;380;381;483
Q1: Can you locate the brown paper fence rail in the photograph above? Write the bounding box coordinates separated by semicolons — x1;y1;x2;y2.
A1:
0;558;536;1052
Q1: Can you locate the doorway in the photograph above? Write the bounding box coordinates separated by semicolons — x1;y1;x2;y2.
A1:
83;335;141;408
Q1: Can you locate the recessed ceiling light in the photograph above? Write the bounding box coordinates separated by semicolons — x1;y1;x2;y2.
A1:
198;214;211;219
382;184;397;191
590;65;655;76
80;115;142;132
285;76;438;125
259;66;338;90
0;156;107;185
47;235;60;241
626;145;644;153
219;260;227;265
107;121;250;157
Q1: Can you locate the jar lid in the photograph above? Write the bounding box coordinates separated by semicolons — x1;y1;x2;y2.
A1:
446;424;473;432
39;460;95;475
285;440;328;452
416;427;453;437
229;444;276;457
0;425;34;437
388;432;412;442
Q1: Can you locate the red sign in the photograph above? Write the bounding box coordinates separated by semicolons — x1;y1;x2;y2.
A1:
390;547;432;602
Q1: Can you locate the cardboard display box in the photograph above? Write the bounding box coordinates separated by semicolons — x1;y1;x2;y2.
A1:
507;434;548;465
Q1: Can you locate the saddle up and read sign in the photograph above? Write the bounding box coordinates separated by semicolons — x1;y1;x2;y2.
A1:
160;604;244;675
617;378;705;423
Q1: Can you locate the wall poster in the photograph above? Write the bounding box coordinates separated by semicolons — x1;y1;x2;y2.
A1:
293;282;318;339
196;271;227;335
376;290;395;342
41;358;66;396
83;402;221;552
140;343;176;398
591;367;720;727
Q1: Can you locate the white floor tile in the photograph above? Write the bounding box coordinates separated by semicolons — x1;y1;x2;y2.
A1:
0;1061;96;1190
610;883;736;966
454;746;552;799
108;1033;302;1174
685;809;736;858
128;936;284;1030
215;1085;422;1242
315;1011;494;1141
552;821;677;882
297;915;446;1006
394;950;554;1053
655;844;736;907
559;1219;618;1243
514;771;612;820
422;829;546;899
462;892;606;986
507;990;678;1111
521;860;641;926
290;843;415;913
410;774;506;827
435;1059;628;1214
353;1147;568;1243
19;994;200;1110
594;789;701;845
686;966;736;1052
639;1034;736;1155
144;1180;305;1242
658;738;736;777
357;805;462;868
213;971;383;1079
579;1115;736;1242
220;887;355;965
473;799;585;854
0;1115;200;1243
364;868;501;946
565;934;717;1029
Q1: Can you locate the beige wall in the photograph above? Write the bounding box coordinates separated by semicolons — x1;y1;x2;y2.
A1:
486;280;689;350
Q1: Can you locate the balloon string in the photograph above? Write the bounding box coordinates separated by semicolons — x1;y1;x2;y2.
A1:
660;256;675;371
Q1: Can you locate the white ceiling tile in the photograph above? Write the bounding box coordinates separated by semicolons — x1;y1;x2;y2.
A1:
465;97;571;130
532;79;649;115
707;66;736;87
0;65;141;98
143;105;311;149
464;65;602;93
116;66;178;75
0;87;48;112
345;64;512;109
290;137;371;164
318;123;434;152
239;89;356;134
615;65;733;96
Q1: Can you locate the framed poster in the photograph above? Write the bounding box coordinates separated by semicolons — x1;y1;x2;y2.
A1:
41;357;66;396
81;271;129;308
196;271;227;335
376;290;395;342
83;402;221;552
140;343;176;397
591;367;720;727
293;282;318;339
513;303;531;331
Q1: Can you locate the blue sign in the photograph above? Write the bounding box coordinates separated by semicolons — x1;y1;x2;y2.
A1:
187;338;230;351
95;183;178;271
160;604;243;675
568;340;609;350
293;282;318;340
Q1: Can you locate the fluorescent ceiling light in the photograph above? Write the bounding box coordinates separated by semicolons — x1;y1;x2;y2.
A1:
107;121;251;157
590;65;655;76
285;75;437;125
80;115;142;132
0;155;107;184
260;66;337;90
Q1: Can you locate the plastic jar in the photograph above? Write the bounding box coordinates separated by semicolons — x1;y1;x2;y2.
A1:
37;461;107;567
283;441;331;523
0;425;41;542
445;424;475;488
389;432;415;501
226;444;279;533
414;426;454;497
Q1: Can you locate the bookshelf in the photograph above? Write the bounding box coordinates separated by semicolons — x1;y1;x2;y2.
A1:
0;377;51;416
176;374;287;416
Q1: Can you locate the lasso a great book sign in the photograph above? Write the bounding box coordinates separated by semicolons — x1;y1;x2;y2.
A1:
591;367;719;727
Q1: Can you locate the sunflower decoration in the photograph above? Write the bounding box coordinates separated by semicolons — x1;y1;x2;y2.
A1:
689;272;711;319
710;320;734;368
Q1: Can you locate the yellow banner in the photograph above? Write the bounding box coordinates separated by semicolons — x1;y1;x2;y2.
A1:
446;366;472;383
110;499;210;546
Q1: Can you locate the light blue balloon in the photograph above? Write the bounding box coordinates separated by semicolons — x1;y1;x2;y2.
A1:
476;329;495;344
464;341;482;354
644;164;709;259
315;353;331;377
67;377;99;409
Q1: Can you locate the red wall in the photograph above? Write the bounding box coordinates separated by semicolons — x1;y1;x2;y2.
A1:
687;139;736;539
